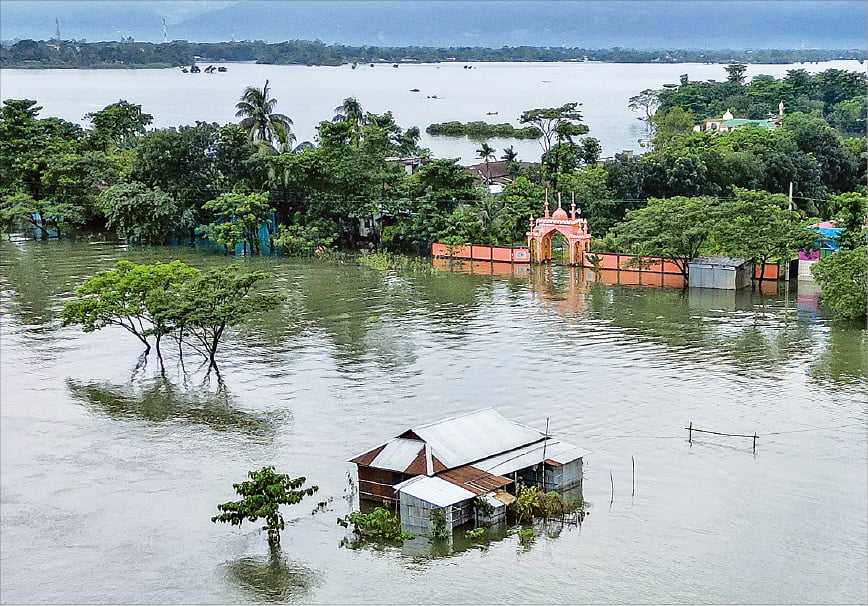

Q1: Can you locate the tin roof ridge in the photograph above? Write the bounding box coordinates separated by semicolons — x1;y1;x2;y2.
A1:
412;407;496;430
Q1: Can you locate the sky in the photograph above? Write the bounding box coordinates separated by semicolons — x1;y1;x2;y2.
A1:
1;1;866;49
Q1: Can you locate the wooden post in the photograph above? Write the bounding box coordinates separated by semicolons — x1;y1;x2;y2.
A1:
609;469;614;506
688;421;693;444
753;432;757;454
631;455;635;497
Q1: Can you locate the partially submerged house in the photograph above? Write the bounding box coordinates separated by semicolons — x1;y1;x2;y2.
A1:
349;408;588;534
688;256;753;290
798;221;842;281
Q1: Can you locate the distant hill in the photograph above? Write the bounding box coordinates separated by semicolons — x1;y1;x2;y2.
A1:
2;0;866;50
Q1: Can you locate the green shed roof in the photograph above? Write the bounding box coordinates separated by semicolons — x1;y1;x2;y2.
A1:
720;119;776;129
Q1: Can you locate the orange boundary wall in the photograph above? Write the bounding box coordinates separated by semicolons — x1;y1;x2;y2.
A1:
433;245;788;280
585;252;788;281
431;242;530;263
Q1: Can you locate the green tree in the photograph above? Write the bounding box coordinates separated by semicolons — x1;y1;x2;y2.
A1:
235;80;294;151
129;125;223;238
273;224;334;256
519;103;588;184
100;182;183;244
149;265;282;369
650;107;695;149
500;176;543;243
830;191;868;250
725;63;747;86
212;466;318;548
811;247;867;320
615;195;722;278
84;100;153;148
501;145;518;163
332;96;366;145
0;99;89;235
557;166;617;236
713;189;816;281
61;260;199;355
628;88;661;122
199;191;275;255
476;141;495;184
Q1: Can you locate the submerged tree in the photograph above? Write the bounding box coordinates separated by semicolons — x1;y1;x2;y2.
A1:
713;189;817;281
213;466;318;547
615;195;722;279
198;191;275;255
149;265;282;370
61;260;199;355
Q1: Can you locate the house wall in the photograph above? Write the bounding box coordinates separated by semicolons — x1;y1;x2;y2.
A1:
544;458;583;491
399;493;437;533
689;264;754;290
399;494;475;534
735;264;753;289
358;466;413;503
798;259;817;281
475;502;507;526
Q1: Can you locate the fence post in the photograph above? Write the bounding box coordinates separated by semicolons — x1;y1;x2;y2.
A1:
753;432;757;454
688;421;693;444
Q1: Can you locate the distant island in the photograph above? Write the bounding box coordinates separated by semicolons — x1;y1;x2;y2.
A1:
426;121;542;140
1;39;865;69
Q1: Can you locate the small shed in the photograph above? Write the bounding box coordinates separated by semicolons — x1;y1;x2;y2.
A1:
395;475;514;535
688;256;753;290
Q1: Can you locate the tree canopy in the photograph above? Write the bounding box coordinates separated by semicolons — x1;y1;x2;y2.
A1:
212;466;318;547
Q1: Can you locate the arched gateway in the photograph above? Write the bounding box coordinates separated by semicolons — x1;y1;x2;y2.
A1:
527;193;591;265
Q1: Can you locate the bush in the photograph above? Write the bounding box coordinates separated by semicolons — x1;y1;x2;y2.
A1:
812;247;867;320
274;224;334;256
338;507;413;542
428;508;450;540
511;484;567;522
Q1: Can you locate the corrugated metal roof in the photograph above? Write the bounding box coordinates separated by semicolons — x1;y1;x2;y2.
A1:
394;475;476;507
367;438;424;472
690;256;747;267
411;408;545;469
437;465;512;495
475;438;589;477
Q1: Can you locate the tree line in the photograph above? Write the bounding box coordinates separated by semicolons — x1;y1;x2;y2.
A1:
1;38;865;69
1;65;864;316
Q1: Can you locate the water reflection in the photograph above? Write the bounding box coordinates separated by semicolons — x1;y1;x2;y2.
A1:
222;547;318;604
810;323;868;386
1;240;864;390
66;377;282;436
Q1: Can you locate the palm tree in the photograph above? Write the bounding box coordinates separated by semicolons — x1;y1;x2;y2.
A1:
501;145;518;163
333;97;366;145
476;142;496;185
397;126;421;155
235;80;294;151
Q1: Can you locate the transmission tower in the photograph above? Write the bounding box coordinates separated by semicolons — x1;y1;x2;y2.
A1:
54;17;61;40
162;18;168;43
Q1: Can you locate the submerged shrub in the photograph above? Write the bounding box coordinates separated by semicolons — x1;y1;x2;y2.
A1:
338;507;413;541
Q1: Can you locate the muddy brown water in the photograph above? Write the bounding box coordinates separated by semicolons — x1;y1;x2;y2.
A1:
1;240;865;603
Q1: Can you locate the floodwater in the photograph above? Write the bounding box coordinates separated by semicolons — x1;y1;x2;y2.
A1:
1;240;865;604
1;60;864;163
